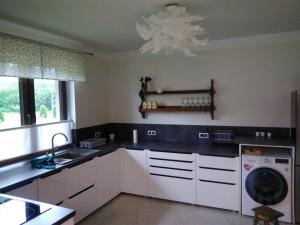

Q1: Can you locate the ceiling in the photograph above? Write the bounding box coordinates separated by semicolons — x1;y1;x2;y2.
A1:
0;0;299;53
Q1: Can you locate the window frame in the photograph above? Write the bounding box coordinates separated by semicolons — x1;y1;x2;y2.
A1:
0;78;68;128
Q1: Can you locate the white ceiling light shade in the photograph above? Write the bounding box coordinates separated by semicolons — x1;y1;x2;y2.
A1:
136;4;208;57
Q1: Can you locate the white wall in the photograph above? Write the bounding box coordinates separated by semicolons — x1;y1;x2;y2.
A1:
107;41;300;127
73;56;109;129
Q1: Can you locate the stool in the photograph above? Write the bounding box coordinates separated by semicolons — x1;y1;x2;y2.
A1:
252;206;284;225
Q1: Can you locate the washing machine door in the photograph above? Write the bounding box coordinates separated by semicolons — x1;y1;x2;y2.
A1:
245;167;288;205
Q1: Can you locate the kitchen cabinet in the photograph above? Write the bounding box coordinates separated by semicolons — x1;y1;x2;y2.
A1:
61;218;74;225
147;151;196;204
95;149;121;207
65;159;97;198
121;148;147;196
63;185;97;224
196;154;240;211
6;180;38;201
38;170;67;205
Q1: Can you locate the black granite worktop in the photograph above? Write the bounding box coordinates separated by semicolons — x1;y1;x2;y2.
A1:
122;141;239;158
0;143;120;193
234;136;295;147
0;194;75;225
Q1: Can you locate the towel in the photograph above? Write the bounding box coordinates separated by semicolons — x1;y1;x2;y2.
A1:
31;156;56;169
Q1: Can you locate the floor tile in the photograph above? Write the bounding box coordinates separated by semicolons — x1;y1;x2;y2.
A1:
78;194;297;225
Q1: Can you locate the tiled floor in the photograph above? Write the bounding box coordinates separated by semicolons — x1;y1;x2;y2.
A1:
78;194;295;225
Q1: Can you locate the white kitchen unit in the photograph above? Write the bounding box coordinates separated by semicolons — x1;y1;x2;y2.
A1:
147;151;196;204
61;218;74;225
65;159;97;198
95;149;121;206
196;154;240;211
38;170;67;205
63;185;98;224
6;180;38;201
121;148;147;196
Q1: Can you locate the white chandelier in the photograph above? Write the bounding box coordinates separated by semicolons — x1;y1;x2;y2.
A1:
136;4;208;57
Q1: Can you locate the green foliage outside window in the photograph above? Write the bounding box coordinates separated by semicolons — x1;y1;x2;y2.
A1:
0;109;5;122
39;105;49;118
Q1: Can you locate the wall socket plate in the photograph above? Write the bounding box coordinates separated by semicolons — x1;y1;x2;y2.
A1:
147;130;156;136
95;131;101;138
199;132;209;139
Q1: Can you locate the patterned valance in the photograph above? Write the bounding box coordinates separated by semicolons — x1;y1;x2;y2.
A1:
0;32;87;81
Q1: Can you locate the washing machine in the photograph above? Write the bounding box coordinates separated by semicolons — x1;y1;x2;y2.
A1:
242;150;293;223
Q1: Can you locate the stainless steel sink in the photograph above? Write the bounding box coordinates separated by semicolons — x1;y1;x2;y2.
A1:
54;148;100;165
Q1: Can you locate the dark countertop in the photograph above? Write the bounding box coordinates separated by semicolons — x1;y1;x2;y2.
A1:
235;136;295;147
0;193;75;225
0;143;120;193
121;141;239;158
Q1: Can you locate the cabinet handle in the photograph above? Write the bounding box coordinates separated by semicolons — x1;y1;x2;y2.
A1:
199;179;236;186
68;184;95;200
56;201;63;206
125;148;145;151
198;153;236;158
150;173;193;180
150;165;193;172
198;166;236;172
150;150;192;155
149;157;193;163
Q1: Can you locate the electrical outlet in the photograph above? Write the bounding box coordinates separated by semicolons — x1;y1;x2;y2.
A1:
95;131;101;138
199;132;209;139
147;130;157;136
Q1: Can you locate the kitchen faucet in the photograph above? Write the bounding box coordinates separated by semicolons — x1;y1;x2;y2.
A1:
51;133;68;158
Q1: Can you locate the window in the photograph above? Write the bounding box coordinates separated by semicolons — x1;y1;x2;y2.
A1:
0;77;21;129
0;77;67;130
34;79;60;124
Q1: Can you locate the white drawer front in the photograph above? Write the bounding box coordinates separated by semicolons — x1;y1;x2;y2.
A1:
149;166;195;179
196;154;239;170
197;167;238;184
148;151;195;161
65;159;97;198
148;173;196;204
197;180;239;211
63;186;98;224
148;158;195;170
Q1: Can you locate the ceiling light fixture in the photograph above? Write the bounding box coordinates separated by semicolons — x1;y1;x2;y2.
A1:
136;3;208;57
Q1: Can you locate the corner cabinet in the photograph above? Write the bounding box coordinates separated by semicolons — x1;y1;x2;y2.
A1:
138;79;216;119
121;148;148;196
95;149;121;207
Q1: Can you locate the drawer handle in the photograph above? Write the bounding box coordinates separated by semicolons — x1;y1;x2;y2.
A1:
68;184;95;199
150;173;193;180
150;150;192;155
199;166;236;172
150;165;193;172
198;154;236;158
149;157;193;163
56;201;63;206
199;179;236;186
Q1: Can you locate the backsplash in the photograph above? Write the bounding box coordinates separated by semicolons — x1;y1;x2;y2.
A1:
72;123;291;145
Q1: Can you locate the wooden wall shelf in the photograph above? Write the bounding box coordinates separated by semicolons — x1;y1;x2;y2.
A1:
138;79;216;119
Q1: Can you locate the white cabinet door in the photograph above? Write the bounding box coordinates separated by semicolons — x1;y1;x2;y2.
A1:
196;154;240;211
65;159;97;198
95;149;121;207
121;148;147;196
6;180;38;201
63;186;97;224
38;170;67;205
147;151;196;204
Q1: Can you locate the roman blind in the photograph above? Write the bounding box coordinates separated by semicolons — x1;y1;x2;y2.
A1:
0;32;87;81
